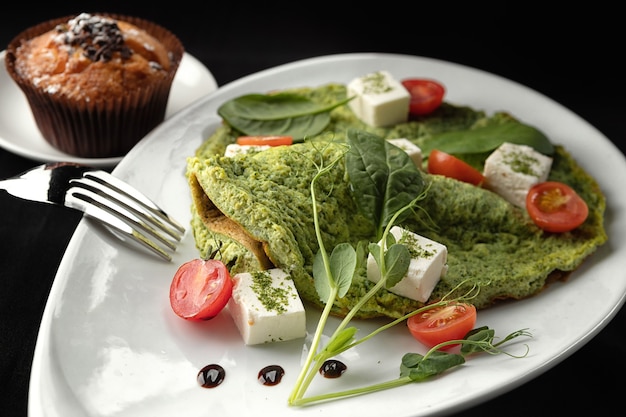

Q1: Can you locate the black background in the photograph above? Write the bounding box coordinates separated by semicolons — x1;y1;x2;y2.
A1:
1;3;624;416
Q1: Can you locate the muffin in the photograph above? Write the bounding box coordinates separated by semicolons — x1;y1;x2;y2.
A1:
4;12;184;158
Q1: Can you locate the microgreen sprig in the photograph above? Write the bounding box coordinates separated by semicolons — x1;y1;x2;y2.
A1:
289;133;433;405
287;131;532;407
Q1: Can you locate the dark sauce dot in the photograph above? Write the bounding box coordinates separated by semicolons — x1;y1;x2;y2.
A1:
319;359;347;378
258;365;285;386
197;364;225;388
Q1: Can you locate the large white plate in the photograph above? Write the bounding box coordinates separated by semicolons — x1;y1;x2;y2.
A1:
28;53;626;417
0;51;218;168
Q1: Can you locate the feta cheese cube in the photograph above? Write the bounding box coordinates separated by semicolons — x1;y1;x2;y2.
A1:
367;226;448;302
387;138;423;168
483;142;553;208
224;144;270;157
347;70;410;127
227;268;306;345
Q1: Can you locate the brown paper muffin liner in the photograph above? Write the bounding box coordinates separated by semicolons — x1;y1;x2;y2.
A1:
4;13;184;158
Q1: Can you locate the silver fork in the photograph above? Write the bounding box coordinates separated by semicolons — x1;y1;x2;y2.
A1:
0;162;185;261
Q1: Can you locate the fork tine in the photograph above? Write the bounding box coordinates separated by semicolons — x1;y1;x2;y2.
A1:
81;170;186;235
71;177;184;242
68;185;179;249
65;188;175;261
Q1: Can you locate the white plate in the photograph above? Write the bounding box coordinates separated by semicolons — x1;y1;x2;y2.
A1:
0;51;218;168
28;53;626;417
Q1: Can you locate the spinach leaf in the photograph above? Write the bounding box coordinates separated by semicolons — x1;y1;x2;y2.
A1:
420;121;554;157
220;113;332;139
345;129;426;239
217;92;351;140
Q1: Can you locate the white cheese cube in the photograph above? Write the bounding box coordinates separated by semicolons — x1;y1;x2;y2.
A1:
227;268;306;345
483;142;553;208
367;226;447;303
224;144;270;157
347;70;410;127
387;138;423;168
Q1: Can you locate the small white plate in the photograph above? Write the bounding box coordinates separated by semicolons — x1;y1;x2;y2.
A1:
0;51;218;168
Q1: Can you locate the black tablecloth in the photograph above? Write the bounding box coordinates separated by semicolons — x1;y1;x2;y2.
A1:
1;5;624;417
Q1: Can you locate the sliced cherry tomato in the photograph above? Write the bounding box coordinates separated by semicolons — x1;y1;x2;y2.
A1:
401;79;446;116
236;135;293;146
427;149;485;186
169;259;233;321
407;302;477;350
526;181;589;233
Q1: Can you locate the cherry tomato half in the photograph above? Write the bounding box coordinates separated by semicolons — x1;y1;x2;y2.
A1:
427;149;485;186
407;302;477;350
236;135;293;146
169;259;233;321
401;78;446;116
526;181;589;233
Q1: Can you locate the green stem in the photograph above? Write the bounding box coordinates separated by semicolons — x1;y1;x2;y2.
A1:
328;301;448;357
288;287;337;404
289;161;340;404
290;376;413;407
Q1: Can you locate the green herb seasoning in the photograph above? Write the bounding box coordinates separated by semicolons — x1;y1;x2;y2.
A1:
361;71;393;95
504;151;540;177
398;230;435;259
250;271;295;314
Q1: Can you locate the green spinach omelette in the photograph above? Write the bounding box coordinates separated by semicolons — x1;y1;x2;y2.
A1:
185;83;607;319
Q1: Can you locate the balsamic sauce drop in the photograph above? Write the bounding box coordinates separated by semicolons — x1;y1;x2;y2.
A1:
258;365;285;386
319;359;347;378
197;364;226;388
